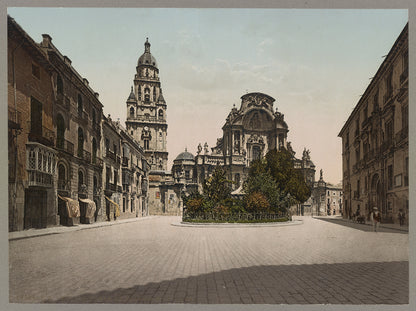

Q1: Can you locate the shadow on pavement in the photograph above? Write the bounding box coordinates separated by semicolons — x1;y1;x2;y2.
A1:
42;261;408;304
314;218;407;234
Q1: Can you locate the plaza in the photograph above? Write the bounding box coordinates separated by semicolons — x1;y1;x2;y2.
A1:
9;216;408;304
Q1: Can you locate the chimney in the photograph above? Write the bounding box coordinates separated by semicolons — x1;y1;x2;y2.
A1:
63;56;72;65
41;34;52;47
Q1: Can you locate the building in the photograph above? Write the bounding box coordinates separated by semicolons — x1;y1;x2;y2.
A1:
311;170;343;216
338;23;408;224
39;33;105;225
194;92;316;194
8;16;58;231
8;16;150;231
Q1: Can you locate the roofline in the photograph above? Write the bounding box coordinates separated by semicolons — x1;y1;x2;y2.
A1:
338;22;408;137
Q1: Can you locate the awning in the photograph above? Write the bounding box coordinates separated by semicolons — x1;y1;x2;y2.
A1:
58;195;80;218
105;196;120;217
79;198;97;218
231;185;245;196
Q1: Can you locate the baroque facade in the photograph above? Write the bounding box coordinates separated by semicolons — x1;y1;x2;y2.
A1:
338;23;408;224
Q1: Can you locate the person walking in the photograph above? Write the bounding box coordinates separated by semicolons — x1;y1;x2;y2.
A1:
371;207;381;232
398;209;406;226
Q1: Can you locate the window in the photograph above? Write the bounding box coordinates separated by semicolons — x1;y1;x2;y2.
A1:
386;71;393;98
373;90;379;112
355;119;359;137
77;94;83;115
105;138;110;153
158;109;163;119
385;120;393;143
123;198;126;213
113;144;117;155
404;157;408;186
363;105;368;121
56;114;65;149
92;138;97;163
153;88;156;101
402;105;408;130
92;109;96;125
30;97;42;136
388;165;393;190
32;64;40;79
57;75;63;94
252;146;261;161
357;180;360;198
114;169;118;185
185;170;190;179
77;127;84;158
78;171;84;189
144;139;149;150
58;164;66;190
130;107;135;118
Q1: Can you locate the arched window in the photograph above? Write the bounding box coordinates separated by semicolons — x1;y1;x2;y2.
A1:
78;127;84;158
78;170;84;190
56;114;65;149
92;109;96;125
252;146;261;161
153;88;156;101
144;87;150;103
92;138;97;164
57;75;63;94
77;94;83;115
93;175;98;194
158;109;164;119
130;107;135;118
58;163;66;190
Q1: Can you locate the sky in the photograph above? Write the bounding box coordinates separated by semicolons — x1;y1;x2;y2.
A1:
7;8;408;185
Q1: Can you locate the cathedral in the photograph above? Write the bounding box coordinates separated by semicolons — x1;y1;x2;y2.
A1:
126;39;316;215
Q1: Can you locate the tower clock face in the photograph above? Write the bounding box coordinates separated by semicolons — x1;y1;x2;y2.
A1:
144;126;149;131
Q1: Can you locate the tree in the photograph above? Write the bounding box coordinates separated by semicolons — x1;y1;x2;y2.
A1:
202;165;232;207
243;159;287;213
265;148;311;204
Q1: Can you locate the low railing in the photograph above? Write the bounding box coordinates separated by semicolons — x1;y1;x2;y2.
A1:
183;211;289;222
92;156;103;167
27;121;55;147
105;183;116;192
105;150;117;162
8;107;22;128
56;138;74;155
77;149;91;163
395;126;408;144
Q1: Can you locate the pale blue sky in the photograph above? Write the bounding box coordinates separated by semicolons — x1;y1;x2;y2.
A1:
8;8;408;184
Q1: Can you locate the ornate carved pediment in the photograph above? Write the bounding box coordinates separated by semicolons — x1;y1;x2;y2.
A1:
247;134;264;145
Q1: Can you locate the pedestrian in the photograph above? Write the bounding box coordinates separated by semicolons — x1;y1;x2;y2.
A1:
371;207;381;232
398;209;405;226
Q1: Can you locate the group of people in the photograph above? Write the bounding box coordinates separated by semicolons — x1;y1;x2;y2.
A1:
351;207;406;232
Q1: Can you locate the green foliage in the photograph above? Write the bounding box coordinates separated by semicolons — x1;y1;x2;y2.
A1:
245;192;270;213
202;165;232;205
265;148;311;204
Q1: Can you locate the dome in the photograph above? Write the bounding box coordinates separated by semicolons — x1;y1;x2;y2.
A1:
137;38;158;68
174;149;194;161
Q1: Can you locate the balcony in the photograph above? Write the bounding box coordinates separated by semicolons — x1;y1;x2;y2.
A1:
56;93;70;110
8;107;22;130
78;110;89;121
92;122;101;135
77;149;91;163
57;179;70;191
92;156;103;168
105;150;117;162
128;115;166;123
400;68;408;84
27;121;55;147
122;157;129;167
395;126;408;145
56;138;74;155
26;142;56;188
105;183;116;192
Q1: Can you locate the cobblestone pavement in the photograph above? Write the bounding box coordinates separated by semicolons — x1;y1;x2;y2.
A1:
9;216;408;304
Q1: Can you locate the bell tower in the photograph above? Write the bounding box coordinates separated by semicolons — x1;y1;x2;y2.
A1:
126;38;168;171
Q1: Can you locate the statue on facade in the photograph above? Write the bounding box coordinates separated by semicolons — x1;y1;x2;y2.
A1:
320;169;323;180
204;142;209;155
197;143;202;155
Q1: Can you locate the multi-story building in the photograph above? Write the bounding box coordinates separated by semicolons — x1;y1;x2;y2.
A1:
338;23;408;224
8;16;58;231
311;170;343;216
125;38;168;171
8;16;150;231
39;33;105;225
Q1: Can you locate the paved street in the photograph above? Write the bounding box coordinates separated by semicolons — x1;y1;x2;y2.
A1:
9;216;408;304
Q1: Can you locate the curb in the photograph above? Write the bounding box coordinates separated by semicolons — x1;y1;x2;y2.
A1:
9;216;158;241
171;220;303;228
313;216;408;233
